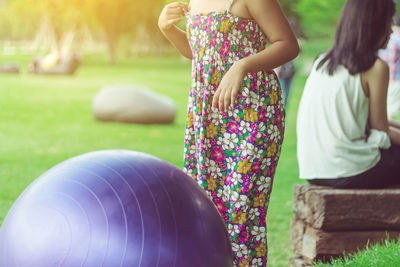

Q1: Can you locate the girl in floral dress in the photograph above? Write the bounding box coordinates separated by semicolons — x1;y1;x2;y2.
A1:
159;0;298;265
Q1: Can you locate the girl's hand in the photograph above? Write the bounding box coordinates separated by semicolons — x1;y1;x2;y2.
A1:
212;61;246;112
158;2;188;32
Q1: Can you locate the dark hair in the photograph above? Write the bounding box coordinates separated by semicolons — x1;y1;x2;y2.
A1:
317;0;395;75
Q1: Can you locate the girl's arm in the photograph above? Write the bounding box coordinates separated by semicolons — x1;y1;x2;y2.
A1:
363;58;400;145
212;0;299;111
389;120;400;129
239;0;299;72
158;2;193;59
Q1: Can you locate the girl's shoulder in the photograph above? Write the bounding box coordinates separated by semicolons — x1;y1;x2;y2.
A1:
364;57;389;79
246;0;275;12
361;57;389;97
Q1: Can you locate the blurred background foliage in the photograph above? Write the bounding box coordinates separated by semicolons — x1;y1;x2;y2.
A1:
0;0;382;64
0;0;165;63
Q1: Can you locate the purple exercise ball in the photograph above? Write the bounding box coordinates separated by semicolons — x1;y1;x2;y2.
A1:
0;150;233;267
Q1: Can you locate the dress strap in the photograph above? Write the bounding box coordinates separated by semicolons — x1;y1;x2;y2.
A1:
226;0;235;12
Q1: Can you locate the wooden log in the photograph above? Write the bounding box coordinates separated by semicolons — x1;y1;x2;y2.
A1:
291;218;400;262
293;184;400;231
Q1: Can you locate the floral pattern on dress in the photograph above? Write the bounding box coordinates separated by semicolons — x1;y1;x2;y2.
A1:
184;10;285;267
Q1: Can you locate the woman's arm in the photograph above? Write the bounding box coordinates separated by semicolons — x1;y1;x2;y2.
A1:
364;58;400;144
239;0;299;72
389;126;400;143
212;0;299;111
389;120;400;129
158;2;193;59
389;119;400;141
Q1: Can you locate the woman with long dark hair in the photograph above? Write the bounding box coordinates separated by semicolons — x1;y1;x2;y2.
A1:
297;0;400;188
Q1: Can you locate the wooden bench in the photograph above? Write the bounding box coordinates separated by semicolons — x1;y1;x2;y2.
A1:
290;184;400;266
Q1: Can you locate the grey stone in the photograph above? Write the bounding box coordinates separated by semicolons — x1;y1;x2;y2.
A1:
92;85;176;124
0;63;20;74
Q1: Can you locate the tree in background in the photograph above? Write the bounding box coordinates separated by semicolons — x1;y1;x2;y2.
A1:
0;0;41;40
279;0;303;37
295;0;346;39
38;0;88;53
0;0;91;53
86;0;138;64
3;0;389;63
87;0;164;64
0;0;165;64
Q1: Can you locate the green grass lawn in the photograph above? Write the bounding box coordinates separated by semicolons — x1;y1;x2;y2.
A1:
315;239;400;267
0;40;340;267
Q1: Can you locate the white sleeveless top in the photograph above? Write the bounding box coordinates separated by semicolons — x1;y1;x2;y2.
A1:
297;58;391;179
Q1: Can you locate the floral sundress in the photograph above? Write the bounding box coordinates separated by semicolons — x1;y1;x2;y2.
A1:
183;0;285;266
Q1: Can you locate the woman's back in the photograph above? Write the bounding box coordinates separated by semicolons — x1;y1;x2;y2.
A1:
297;58;390;179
